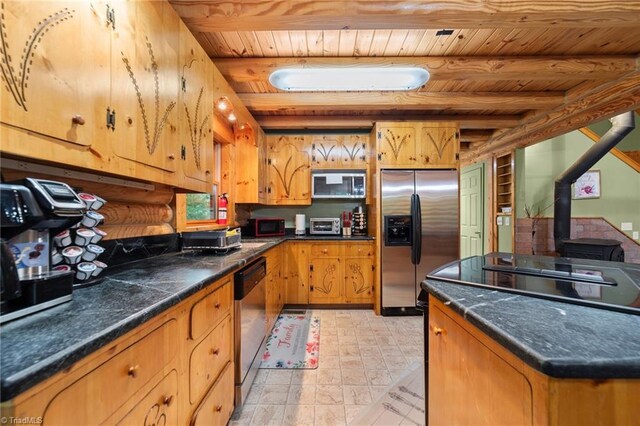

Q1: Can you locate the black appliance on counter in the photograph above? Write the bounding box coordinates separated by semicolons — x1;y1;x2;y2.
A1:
243;218;285;237
1;178;86;324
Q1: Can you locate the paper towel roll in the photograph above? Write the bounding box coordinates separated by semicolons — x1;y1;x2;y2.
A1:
295;214;306;235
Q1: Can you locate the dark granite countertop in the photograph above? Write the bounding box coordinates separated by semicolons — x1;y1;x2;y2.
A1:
423;279;640;379
0;239;284;401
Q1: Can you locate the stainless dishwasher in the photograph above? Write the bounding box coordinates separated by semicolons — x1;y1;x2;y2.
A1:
234;256;267;407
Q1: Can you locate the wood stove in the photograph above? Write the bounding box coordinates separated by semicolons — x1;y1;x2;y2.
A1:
560;238;624;262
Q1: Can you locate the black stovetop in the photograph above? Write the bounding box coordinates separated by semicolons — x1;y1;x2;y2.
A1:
427;253;640;315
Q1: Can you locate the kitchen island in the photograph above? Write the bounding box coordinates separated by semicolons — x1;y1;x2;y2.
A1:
422;279;640;425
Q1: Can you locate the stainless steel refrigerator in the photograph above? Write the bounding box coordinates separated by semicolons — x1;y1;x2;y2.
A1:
381;170;459;315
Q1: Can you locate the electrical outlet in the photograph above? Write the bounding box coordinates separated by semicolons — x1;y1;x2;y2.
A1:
497;216;503;226
633;231;639;240
505;216;510;226
621;222;633;231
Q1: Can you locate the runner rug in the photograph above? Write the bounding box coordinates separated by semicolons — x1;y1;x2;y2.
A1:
260;312;320;369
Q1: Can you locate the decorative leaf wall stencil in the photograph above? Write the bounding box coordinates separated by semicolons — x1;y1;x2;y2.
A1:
0;2;74;111
122;37;176;155
383;129;410;160
426;132;454;159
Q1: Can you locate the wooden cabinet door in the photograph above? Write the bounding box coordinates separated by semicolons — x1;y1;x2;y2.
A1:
344;257;374;304
116;370;178;426
267;135;311;205
419;123;459;168
309;258;342;304
341;135;369;168
376;124;417;167
191;362;235;426
179;20;213;183
429;302;532;425
311;135;341;168
110;0;180;173
284;243;309;304
0;1;109;148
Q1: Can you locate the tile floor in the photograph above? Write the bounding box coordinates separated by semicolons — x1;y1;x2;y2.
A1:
230;309;424;426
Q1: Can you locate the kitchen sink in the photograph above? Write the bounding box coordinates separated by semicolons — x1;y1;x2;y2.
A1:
241;242;269;249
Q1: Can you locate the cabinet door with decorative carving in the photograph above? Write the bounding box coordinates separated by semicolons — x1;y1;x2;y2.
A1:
267;135;311;205
311;135;341;168
179;20;213;184
110;0;180;173
116;370;178;426
376;124;417;167
419;123;459;168
344;257;374;304
341;135;369;168
0;1;109;148
309;258;342;304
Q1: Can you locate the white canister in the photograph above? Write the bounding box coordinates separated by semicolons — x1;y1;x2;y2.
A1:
295;214;306;236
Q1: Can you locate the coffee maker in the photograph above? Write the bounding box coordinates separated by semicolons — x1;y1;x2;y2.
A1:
1;178;86;324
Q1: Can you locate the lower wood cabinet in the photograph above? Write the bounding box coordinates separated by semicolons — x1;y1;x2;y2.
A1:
265;245;284;333
428;296;640;426
3;275;236;426
285;241;375;305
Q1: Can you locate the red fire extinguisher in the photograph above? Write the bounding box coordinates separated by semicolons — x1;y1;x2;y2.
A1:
217;193;228;225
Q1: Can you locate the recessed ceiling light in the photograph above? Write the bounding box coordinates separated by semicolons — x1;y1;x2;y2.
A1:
269;67;429;92
228;112;237;122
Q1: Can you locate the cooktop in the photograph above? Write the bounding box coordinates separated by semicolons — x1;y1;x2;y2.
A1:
427;253;640;315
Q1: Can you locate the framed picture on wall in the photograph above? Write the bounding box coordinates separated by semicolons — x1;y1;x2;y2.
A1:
573;170;601;199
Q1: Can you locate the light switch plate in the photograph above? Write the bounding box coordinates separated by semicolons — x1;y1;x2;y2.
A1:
505;217;510;226
621;222;633;231
633;231;639;240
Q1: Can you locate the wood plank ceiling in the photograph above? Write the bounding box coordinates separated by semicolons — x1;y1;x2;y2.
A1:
169;0;640;161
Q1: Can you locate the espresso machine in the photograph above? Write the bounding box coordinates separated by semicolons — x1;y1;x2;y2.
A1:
1;178;86;324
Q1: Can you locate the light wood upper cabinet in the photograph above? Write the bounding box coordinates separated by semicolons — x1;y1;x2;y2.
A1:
110;0;180;173
311;135;341;168
375;122;460;168
376;123;417;167
266;135;311;205
179;20;214;183
341;135;369;168
418;123;459;167
0;0;109;147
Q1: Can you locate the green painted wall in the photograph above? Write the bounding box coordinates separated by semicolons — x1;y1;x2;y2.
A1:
587;111;640;152
516;128;640;240
497;216;513;253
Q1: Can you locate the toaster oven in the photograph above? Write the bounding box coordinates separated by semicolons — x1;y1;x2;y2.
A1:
309;218;341;235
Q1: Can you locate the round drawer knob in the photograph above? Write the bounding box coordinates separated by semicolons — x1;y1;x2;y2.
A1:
433;327;445;336
211;348;220;356
322;249;328;254
163;395;173;406
127;365;140;378
215;405;223;412
214;302;221;309
72;115;85;125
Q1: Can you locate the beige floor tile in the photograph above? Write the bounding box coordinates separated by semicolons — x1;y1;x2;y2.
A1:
250;405;285;426
362;356;386;370
341;368;368;385
315;384;345;405
288;385;317;405
337;328;356;337
283;404;315;426
344;405;365;424
254;369;269;385
343;385;372;405
383;354;408;368
375;335;398;346
322;344;340;356
321;355;340;366
260;384;290;404
337;333;358;344
366;369;393;386
359;345;382;357
291;369;318;385
266;369;294;385
315;405;346;426
246;384;264;404
230;403;256;425
356;335;378;346
339;344;361;357
317;367;342;385
369;385;389;400
380;345;401;356
389;368;410;380
340;356;364;370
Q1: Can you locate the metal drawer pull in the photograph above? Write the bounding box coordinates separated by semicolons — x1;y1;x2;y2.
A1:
127;365;140;378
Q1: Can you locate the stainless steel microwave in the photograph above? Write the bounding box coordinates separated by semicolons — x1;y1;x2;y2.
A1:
311;170;366;199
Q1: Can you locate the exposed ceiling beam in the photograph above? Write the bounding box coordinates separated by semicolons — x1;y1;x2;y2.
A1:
462;71;640;161
169;0;640;31
255;114;522;130
214;56;637;84
239;92;564;112
460;130;494;144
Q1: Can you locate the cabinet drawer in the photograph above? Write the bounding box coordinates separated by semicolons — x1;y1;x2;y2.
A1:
189;314;233;403
191;361;235;426
310;244;341;257
344;243;373;257
190;278;232;340
264;247;282;272
116;370;178;426
44;320;178;425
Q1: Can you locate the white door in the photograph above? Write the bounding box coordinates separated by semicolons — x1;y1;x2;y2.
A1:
460;166;484;257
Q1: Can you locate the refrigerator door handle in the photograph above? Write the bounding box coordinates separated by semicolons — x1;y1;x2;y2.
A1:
414;193;422;264
410;194;419;265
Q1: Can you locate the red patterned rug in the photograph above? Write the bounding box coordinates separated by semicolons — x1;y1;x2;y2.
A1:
260;313;320;369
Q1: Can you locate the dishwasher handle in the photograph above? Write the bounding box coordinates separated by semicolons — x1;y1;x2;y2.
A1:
234;256;267;299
